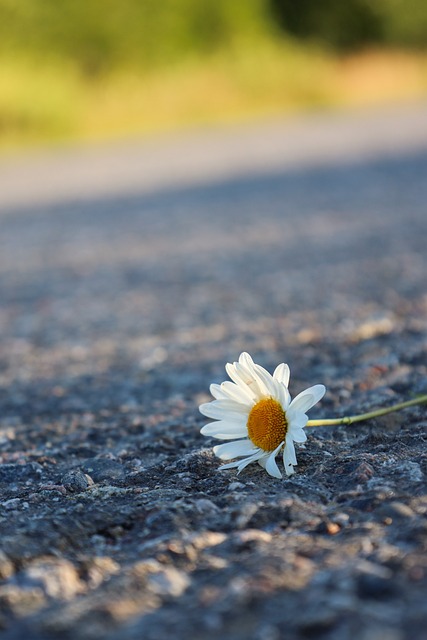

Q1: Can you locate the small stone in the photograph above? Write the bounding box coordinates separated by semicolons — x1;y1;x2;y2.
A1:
146;566;190;599
2;498;21;510
332;512;350;527
21;558;84;600
316;521;341;535
62;469;91;493
234;529;272;546
228;482;246;491
86;557;120;588
354;462;375;482
187;531;227;551
326;522;341;535
0;550;14;579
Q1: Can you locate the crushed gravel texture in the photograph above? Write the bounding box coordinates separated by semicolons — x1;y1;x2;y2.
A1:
0;110;427;640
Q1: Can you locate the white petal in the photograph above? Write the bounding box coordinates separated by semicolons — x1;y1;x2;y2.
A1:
200;420;248;439
277;382;291;410
273;362;290;387
221;380;254;405
284;436;297;466
286;409;308;430
290;426;307;443
225;364;257;401
238;352;255;369
282;444;296;477
284;463;295;477
265;443;284;479
218;460;241;471
257;455;268;468
199;400;247;421
213;439;256;460
237;451;264;473
219;449;263;472
234;362;263;399
233;361;254;384
225;362;242;386
212;397;248;412
252;363;278;397
253;362;273;380
289;384;326;414
209;383;229;400
237;353;271;396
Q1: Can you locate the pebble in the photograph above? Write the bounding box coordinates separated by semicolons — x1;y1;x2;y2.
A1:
19;558;84;600
0;550;14;579
234;529;272;545
228;482;246;491
146;566;190;599
316;521;341;535
61;469;92;493
2;498;21;510
332;512;350;527
86;557;121;588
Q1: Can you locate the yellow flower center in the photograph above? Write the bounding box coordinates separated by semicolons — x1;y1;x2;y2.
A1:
247;398;287;451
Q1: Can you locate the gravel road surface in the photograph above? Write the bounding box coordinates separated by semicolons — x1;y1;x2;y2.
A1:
1;104;427;640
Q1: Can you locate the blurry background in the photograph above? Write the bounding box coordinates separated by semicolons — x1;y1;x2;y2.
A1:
1;0;427;152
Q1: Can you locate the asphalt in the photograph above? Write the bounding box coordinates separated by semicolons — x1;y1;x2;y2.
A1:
0;103;426;640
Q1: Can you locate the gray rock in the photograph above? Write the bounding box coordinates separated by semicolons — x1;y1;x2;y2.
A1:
19;558;84;600
61;469;92;493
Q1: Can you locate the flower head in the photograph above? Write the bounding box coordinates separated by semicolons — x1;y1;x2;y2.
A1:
199;352;325;478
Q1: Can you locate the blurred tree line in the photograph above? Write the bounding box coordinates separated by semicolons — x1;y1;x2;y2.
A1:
0;0;427;76
270;0;427;51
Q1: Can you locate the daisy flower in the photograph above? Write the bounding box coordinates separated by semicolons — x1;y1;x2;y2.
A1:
199;352;325;478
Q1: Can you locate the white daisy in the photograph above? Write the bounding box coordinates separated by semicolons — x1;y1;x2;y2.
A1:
199;352;325;479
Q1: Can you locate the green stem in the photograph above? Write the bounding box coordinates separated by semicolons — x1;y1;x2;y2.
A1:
306;394;427;428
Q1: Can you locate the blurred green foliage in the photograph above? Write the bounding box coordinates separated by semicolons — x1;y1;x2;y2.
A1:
0;0;427;77
1;0;427;149
0;0;270;76
269;0;383;51
270;0;427;51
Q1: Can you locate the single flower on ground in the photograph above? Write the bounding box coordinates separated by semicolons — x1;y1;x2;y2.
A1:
199;352;325;478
